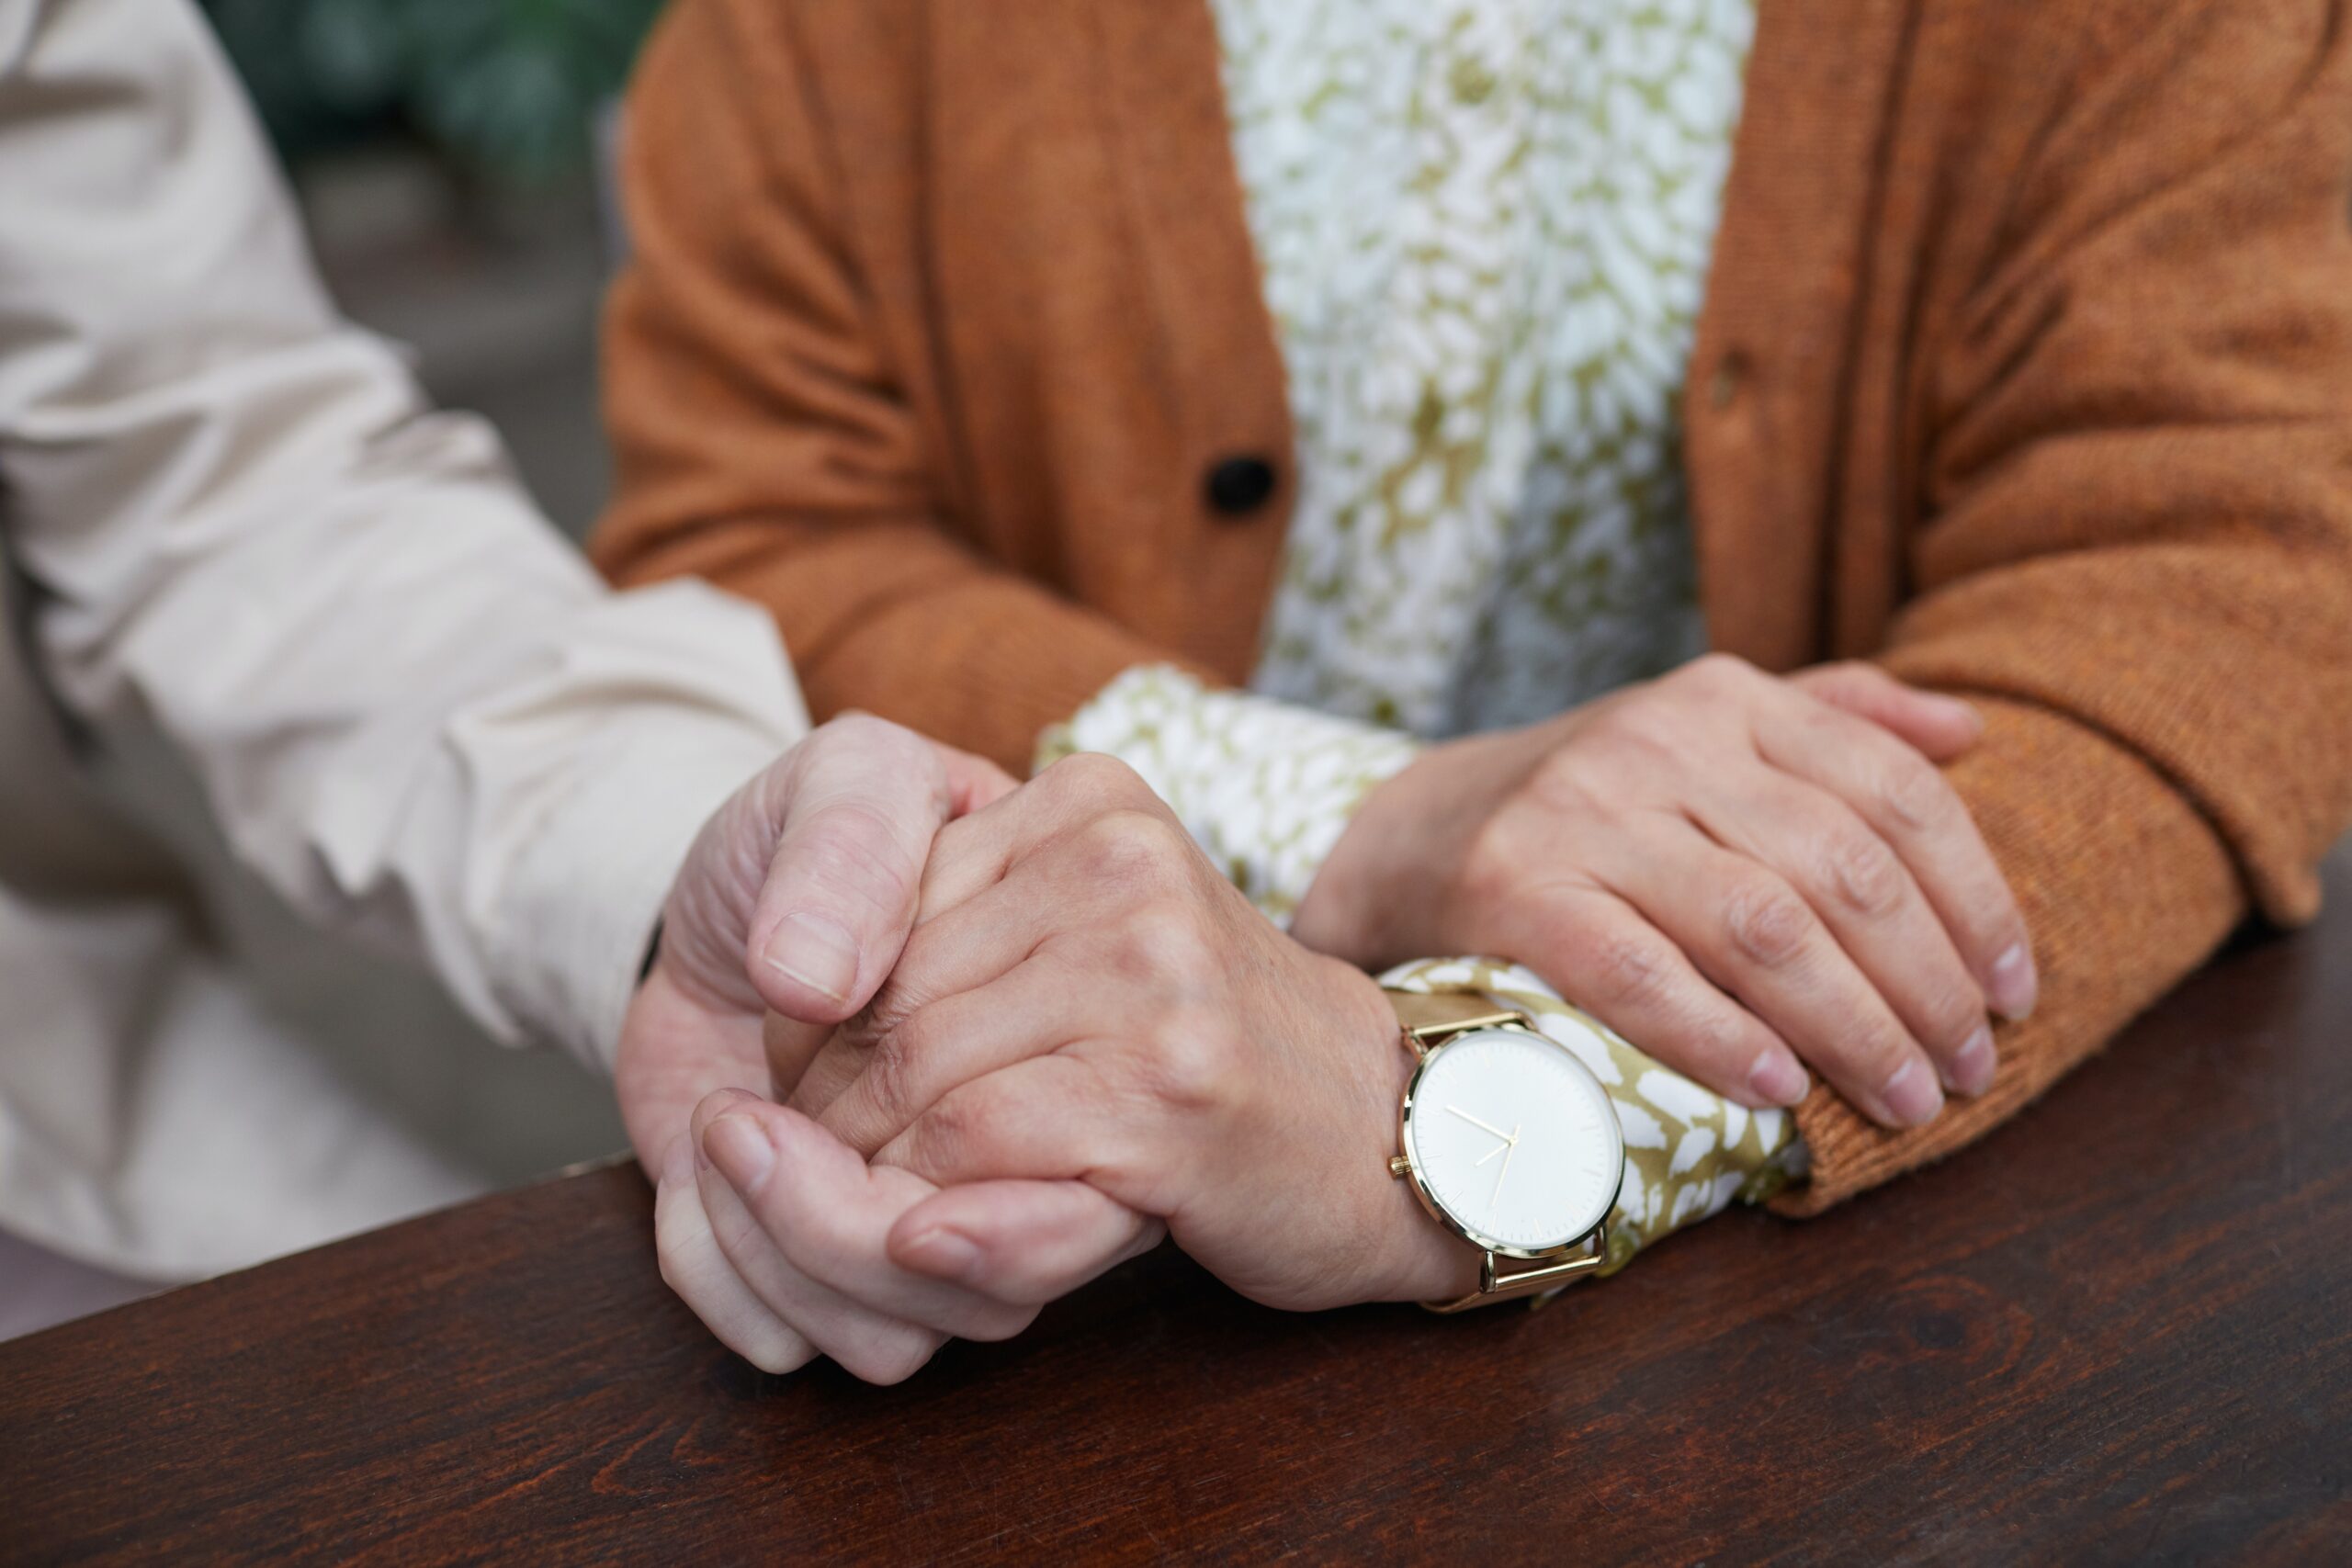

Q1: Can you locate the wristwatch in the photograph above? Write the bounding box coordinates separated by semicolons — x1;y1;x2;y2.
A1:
1385;989;1626;1313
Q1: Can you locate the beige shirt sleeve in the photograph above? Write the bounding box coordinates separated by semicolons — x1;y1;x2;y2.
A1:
0;0;807;1070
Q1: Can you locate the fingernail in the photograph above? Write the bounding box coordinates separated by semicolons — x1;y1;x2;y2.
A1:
762;911;859;1004
1989;943;2038;1021
704;1113;775;1197
1945;1025;1996;1097
1939;695;1985;739
1747;1050;1810;1107
898;1227;982;1285
1882;1058;1945;1126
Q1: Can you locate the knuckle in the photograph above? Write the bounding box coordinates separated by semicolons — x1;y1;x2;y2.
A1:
1585;691;1676;749
1457;821;1524;910
1576;923;1675;1010
1873;754;1954;833
742;1335;810;1377
1817;831;1907;918
1690;1011;1768;1072
1800;660;1877;699
1579;686;1713;769
1917;977;1988;1052
1928;1001;1984;1062
1684;651;1759;695
1073;811;1149;881
1650;1000;1761;1076
852;968;925;1043
1848;1027;1921;1087
959;1303;1042;1345
1125;807;1197;865
1138;1014;1236;1110
707;1198;770;1266
1044;750;1153;809
1524;743;1611;814
854;1023;926;1130
910;1092;992;1174
818;710;904;755
841;1329;939;1387
1077;807;1192;888
1116;901;1219;988
1722;878;1815;968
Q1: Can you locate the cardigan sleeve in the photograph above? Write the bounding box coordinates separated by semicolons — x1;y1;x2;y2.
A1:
1787;0;2352;1210
591;0;1193;774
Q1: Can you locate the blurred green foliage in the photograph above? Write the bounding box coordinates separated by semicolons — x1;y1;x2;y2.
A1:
202;0;663;181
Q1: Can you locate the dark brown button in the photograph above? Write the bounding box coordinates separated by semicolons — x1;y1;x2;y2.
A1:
1204;455;1278;516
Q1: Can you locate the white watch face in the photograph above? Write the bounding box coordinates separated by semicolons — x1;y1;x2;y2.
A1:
1403;1026;1624;1256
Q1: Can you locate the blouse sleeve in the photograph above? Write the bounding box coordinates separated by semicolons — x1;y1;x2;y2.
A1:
1037;665;1420;925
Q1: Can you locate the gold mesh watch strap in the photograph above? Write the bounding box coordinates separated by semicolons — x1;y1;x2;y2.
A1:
1385;988;1528;1047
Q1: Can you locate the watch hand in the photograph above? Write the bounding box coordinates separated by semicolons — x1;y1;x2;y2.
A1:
1491;1124;1521;1205
1447;1105;1516;1143
1475;1138;1510;1167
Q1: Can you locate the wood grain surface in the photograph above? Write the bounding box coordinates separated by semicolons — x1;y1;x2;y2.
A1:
5;856;2348;1566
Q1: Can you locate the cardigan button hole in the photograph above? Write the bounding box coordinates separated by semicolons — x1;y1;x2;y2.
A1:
1708;353;1750;412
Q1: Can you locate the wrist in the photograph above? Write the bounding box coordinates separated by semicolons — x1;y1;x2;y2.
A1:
1292;773;1416;966
1330;965;1486;1305
1293;724;1545;971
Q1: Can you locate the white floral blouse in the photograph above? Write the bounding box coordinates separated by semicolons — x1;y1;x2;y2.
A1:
1045;0;1790;1272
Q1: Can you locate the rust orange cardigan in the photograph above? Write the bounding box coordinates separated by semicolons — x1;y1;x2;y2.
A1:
593;0;2352;1213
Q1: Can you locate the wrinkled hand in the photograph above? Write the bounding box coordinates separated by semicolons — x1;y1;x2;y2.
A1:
616;715;1159;1382
780;755;1481;1313
1292;655;2033;1128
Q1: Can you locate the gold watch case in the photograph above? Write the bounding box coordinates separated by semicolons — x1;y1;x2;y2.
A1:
1385;990;1625;1312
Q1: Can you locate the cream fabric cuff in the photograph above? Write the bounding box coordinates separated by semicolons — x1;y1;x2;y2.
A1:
1040;665;1421;925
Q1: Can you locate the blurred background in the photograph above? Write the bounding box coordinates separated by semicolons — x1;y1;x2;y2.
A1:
203;0;647;535
143;1;675;1187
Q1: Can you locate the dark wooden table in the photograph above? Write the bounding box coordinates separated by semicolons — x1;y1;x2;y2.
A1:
6;863;2349;1567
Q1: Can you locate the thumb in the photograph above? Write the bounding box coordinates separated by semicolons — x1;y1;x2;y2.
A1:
744;715;977;1026
1789;660;1984;762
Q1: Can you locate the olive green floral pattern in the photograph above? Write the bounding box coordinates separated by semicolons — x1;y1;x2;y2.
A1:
1037;665;1420;923
1050;3;1758;920
1382;956;1800;1269
1213;0;1753;738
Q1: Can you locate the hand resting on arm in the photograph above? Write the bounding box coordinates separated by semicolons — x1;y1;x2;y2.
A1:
1292;655;2034;1127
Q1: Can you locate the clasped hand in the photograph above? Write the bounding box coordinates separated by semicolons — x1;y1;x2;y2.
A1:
628;658;2030;1382
652;755;1464;1382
